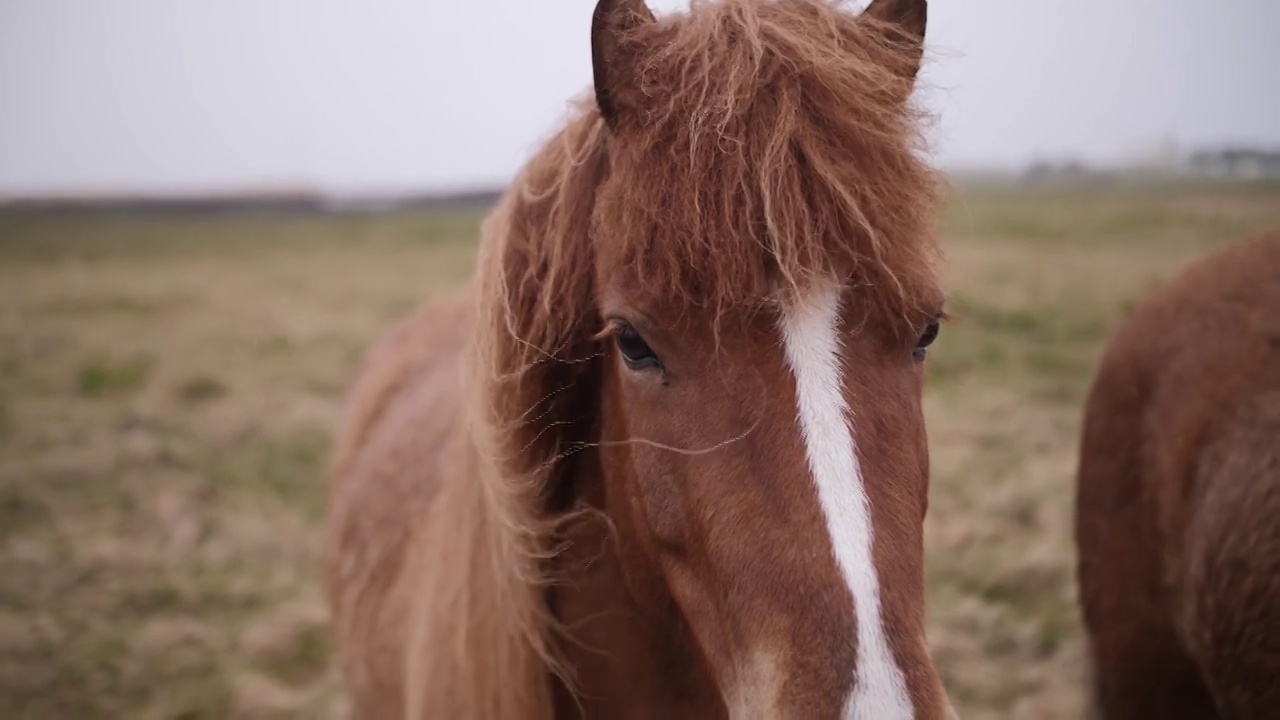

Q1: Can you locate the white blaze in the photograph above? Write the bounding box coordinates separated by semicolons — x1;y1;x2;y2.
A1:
779;282;913;720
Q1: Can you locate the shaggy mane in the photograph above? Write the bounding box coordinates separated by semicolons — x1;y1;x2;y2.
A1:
407;1;942;717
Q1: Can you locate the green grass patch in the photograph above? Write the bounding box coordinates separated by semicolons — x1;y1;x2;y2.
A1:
254;624;332;687
33;293;193;318
0;485;48;541
176;375;229;404
206;430;330;517
77;358;152;397
0;394;12;439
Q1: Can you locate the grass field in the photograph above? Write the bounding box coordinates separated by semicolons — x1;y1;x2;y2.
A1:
2;180;1278;719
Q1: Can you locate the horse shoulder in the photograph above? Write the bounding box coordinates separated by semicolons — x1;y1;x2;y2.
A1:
1179;364;1280;718
324;289;474;715
1076;232;1280;719
1175;235;1280;717
1091;233;1280;576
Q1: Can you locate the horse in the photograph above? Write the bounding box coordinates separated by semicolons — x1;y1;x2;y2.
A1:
1074;232;1280;720
324;0;957;717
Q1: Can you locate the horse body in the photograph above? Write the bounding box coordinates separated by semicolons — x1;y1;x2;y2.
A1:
326;1;957;717
1075;232;1280;719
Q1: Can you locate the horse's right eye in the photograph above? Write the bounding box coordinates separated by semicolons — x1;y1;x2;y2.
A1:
913;317;941;362
615;325;662;372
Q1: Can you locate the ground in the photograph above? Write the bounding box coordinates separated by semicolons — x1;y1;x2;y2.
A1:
1;180;1278;719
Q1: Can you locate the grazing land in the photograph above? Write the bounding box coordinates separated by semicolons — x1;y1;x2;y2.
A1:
1;180;1278;719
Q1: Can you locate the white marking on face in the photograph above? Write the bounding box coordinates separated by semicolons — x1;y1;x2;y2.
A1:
780;281;914;720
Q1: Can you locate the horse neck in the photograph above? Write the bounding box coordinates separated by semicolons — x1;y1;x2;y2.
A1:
546;448;726;719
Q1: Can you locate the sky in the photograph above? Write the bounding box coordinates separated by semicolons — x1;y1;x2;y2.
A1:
1;0;1277;197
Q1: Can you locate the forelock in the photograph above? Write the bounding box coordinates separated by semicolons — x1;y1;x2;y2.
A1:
594;0;942;322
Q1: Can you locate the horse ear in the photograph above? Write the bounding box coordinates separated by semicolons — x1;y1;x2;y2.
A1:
591;0;655;128
863;0;927;84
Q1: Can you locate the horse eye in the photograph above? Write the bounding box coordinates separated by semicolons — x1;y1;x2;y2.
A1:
913;318;940;362
615;325;662;371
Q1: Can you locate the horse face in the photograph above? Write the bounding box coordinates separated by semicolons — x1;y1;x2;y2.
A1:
583;0;951;715
593;267;945;719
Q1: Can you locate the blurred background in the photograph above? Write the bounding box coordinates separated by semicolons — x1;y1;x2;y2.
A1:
1;1;1277;718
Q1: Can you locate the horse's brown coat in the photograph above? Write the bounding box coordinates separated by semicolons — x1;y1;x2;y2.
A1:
1075;232;1280;720
325;1;955;717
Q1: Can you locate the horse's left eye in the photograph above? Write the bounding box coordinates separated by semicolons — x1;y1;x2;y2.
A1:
913;318;940;362
616;325;662;371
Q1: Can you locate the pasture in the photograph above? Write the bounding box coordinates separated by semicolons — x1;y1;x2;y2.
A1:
1;179;1278;719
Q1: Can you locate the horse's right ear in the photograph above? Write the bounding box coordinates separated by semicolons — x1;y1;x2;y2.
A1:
591;0;655;128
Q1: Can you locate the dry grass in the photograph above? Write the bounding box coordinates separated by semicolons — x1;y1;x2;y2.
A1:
1;180;1277;718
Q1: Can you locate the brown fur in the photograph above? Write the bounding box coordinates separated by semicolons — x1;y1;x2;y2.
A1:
326;1;954;717
1075;232;1280;720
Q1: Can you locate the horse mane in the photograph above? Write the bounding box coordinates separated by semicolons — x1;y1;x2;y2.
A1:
406;1;941;717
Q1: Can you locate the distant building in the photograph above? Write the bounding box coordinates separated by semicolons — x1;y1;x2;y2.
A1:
1021;158;1102;184
1187;148;1280;179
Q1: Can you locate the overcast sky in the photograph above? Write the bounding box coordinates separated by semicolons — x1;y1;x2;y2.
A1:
1;0;1276;197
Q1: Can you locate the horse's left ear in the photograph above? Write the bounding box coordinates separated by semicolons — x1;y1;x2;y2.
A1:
863;0;927;84
591;0;655;128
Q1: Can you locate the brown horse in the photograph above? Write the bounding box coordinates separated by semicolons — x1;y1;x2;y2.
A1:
1075;232;1280;720
325;0;956;717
